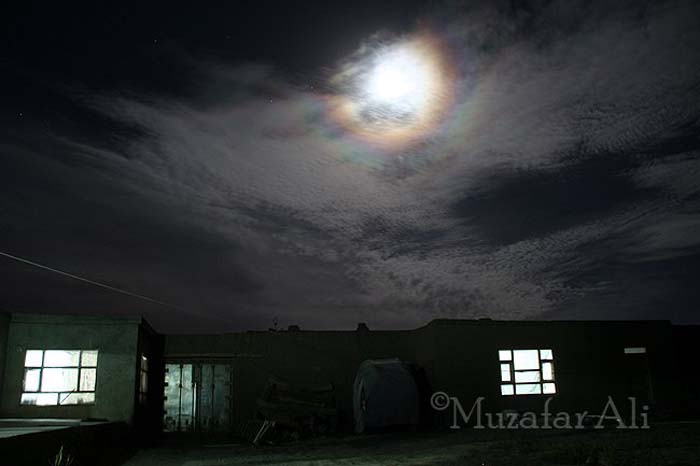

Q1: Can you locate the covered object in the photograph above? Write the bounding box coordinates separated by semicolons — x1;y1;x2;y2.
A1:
352;358;420;433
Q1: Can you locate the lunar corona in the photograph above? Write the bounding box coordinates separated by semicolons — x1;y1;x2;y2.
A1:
328;34;453;150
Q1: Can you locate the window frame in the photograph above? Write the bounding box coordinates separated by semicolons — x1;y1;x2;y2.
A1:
138;354;149;405
21;349;99;406
499;349;557;396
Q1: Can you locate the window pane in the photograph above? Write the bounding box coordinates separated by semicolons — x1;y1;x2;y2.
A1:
515;383;542;395
24;369;41;392
542;362;554;381
25;350;43;367
501;384;514;396
81;351;99;367
514;370;541;383
44;350;80;367
21;393;58;406
540;349;553;360
41;368;78;392
500;364;511;382
80;368;97;391
513;350;540;370
498;350;512;361
60;392;95;405
624;347;646;354
543;383;557;394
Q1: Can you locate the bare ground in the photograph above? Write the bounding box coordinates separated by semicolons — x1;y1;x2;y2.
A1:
122;422;700;466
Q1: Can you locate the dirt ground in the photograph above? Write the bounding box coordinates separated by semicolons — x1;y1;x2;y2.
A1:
122;422;700;466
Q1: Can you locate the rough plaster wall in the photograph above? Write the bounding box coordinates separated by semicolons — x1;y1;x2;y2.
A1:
431;320;677;421
0;315;139;423
165;329;424;428
165;320;679;429
0;311;10;398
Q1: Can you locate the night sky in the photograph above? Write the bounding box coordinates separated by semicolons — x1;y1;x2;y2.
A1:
2;1;699;333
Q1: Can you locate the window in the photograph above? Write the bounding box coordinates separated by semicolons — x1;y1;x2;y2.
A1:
624;347;646;354
139;354;148;405
499;349;556;396
21;350;98;405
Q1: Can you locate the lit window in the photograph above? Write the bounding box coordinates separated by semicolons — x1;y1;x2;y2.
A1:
624;347;646;354
499;349;556;396
21;350;98;405
138;354;148;405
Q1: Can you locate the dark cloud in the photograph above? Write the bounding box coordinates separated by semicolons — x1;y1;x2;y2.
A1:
2;0;700;331
450;153;662;246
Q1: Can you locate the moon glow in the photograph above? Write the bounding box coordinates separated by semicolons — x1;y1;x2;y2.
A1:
328;34;453;150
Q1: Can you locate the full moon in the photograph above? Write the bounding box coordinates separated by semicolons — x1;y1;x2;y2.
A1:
365;47;432;113
327;33;453;149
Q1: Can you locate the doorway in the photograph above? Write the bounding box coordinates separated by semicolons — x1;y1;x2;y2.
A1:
163;362;233;433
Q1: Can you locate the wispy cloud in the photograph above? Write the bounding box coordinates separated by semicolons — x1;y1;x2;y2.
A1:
3;0;700;330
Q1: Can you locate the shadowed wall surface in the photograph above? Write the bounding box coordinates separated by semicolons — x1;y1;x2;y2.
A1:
0;312;10;399
0;314;140;422
165;319;688;430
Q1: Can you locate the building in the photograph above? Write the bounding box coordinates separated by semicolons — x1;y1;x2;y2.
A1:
0;312;162;466
0;310;699;462
162;318;700;431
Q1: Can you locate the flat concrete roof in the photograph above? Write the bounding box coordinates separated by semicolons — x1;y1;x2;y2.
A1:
0;418;107;439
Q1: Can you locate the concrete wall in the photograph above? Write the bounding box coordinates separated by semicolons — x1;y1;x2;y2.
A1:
429;319;677;425
165;319;679;431
0;311;10;399
0;314;140;423
165;328;423;429
672;325;700;417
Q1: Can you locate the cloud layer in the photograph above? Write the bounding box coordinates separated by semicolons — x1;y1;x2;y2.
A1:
2;0;700;331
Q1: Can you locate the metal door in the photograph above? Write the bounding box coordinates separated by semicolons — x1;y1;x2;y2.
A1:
197;364;232;433
163;362;232;433
163;363;195;432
